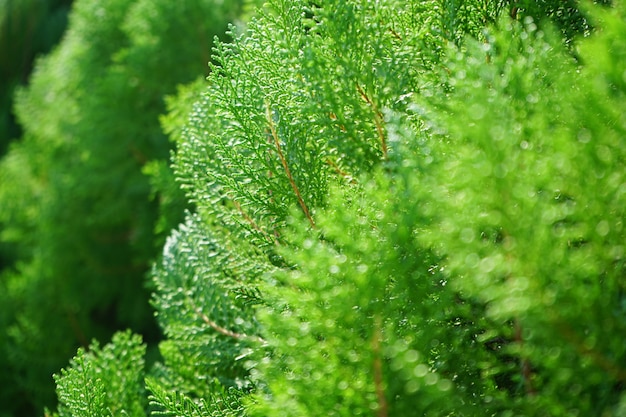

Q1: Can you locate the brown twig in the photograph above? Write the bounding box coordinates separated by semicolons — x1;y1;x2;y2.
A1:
329;112;347;132
356;83;387;159
388;27;403;41
265;101;315;228
191;303;266;345
232;199;279;245
326;158;356;184
510;1;519;20
556;319;626;383
514;318;536;396
372;315;389;417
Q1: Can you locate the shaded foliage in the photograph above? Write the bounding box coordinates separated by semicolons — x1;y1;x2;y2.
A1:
0;0;244;415
0;0;73;158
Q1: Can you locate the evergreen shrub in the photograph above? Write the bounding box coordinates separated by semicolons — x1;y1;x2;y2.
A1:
0;0;245;414
27;0;626;416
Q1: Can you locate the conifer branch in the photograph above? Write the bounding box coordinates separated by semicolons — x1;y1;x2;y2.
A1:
265;101;315;228
189;298;266;345
389;27;402;41
232;199;279;245
356;83;388;159
326;158;356;184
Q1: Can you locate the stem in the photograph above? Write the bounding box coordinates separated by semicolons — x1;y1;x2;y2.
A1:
388;27;403;41
514;318;535;396
233;199;279;245
326;158;356;184
356;83;387;159
191;301;266;345
265;101;315;228
510;0;519;20
556;319;626;383
372;315;389;417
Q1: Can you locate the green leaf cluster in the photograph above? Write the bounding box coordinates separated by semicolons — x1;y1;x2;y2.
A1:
53;331;146;417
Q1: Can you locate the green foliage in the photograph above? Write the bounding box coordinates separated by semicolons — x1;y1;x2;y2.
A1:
513;0;612;42
146;377;247;417
0;0;244;414
413;4;626;413
150;214;269;398
251;176;481;416
154;0;624;415
146;1;484;413
14;0;626;416
53;331;146;417
0;0;72;158
172;0;495;249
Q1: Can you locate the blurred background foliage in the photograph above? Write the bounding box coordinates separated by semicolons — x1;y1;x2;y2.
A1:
0;0;73;276
0;0;73;159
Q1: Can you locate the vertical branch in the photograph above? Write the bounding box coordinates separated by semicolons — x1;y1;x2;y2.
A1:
372;315;389;417
510;0;519;20
514;318;535;396
265;101;315;228
356;83;388;159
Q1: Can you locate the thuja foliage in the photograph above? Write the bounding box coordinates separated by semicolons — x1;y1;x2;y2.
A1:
53;331;146;417
0;0;245;414
0;0;72;284
0;0;73;158
50;0;624;416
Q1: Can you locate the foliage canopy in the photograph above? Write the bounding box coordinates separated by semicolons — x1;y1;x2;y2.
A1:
2;0;625;416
